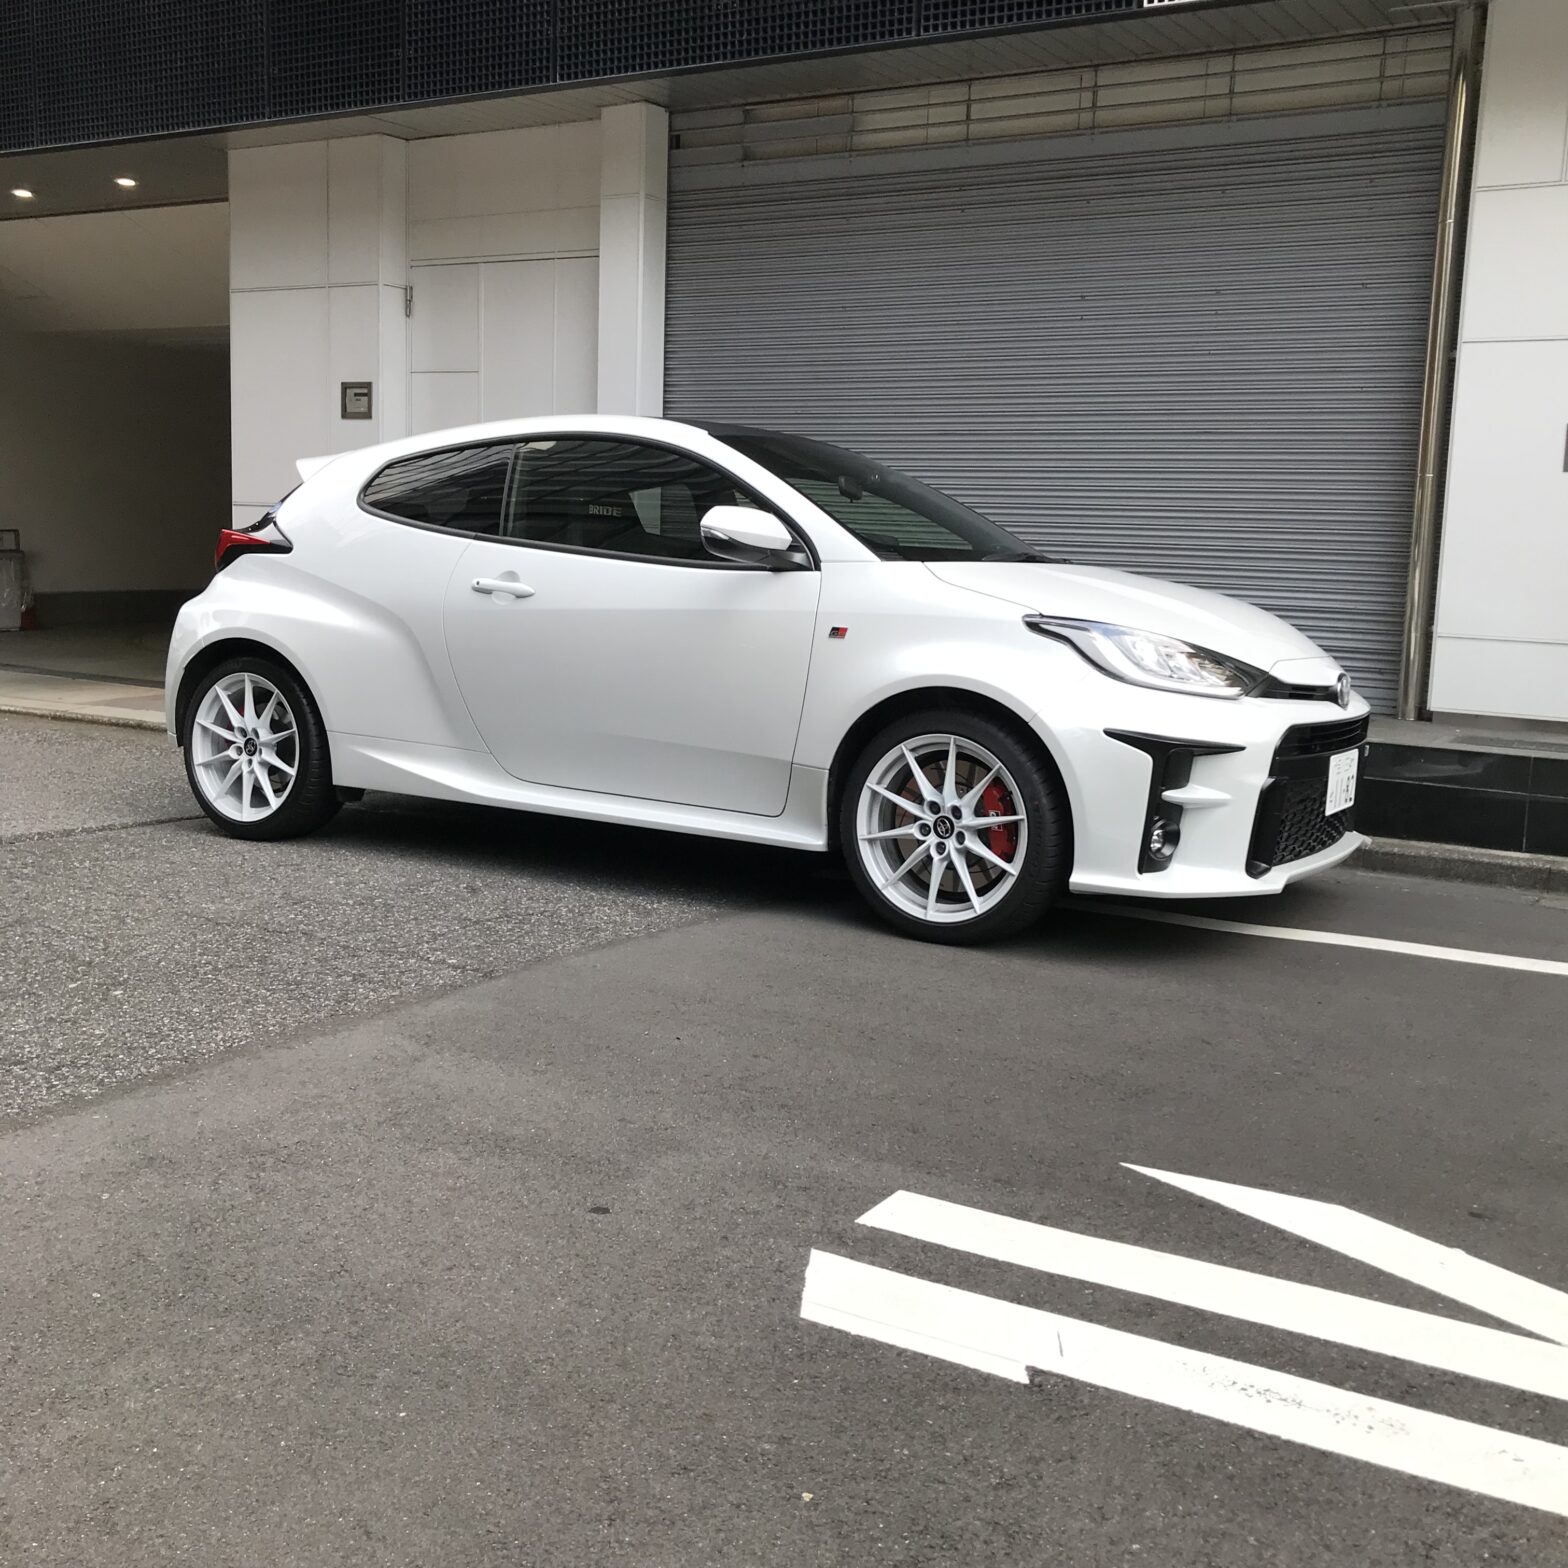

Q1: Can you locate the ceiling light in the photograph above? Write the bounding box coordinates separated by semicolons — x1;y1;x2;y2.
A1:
114;176;137;189
10;187;34;200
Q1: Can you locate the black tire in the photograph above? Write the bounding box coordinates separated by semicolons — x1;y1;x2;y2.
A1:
838;707;1068;945
181;655;341;841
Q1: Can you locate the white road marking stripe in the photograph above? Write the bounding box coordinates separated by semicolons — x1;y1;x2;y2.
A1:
858;1191;1568;1400
1130;1166;1568;1347
1079;905;1568;977
801;1250;1568;1519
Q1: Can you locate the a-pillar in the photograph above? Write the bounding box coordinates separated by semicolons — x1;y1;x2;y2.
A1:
596;103;669;416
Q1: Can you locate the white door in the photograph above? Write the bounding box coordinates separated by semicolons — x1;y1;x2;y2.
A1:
442;435;821;816
411;258;598;433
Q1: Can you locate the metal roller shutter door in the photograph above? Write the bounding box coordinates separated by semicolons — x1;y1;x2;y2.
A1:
666;116;1446;711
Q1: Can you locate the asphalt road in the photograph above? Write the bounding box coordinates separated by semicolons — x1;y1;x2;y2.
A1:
2;712;1565;1566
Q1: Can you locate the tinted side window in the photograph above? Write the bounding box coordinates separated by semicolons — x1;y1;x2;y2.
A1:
504;438;756;562
363;444;514;535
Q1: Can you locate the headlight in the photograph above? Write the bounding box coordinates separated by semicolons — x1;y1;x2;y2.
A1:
1024;616;1264;699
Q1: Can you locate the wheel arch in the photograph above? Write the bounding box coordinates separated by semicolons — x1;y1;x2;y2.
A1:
825;686;1074;860
174;636;324;752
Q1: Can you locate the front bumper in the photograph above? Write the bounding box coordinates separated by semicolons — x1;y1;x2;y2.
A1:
1026;685;1370;900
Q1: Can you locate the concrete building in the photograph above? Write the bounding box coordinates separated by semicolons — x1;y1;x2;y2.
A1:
0;2;1563;787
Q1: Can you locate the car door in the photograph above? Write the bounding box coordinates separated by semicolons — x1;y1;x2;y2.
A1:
442;434;822;816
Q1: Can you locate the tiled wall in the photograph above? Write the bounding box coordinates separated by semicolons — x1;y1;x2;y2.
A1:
1360;742;1568;856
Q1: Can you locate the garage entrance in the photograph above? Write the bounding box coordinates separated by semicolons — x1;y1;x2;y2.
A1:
0;200;229;680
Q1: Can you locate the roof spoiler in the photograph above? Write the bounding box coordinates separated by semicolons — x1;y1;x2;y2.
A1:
296;453;336;484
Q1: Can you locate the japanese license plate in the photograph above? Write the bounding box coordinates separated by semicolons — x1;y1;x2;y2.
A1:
1325;748;1359;816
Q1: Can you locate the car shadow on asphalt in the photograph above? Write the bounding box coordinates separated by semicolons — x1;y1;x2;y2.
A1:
295;790;1236;968
313;789;845;909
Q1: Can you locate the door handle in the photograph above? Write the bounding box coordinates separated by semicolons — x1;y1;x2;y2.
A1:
471;577;535;599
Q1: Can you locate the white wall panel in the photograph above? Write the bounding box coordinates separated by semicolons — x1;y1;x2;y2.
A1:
406;121;602;262
231;287;329;506
408;126;553;222
328;139;382;285
411;264;481;372
327;285;382;453
1432;0;1568;721
1434;339;1568;645
1430;637;1568;725
230;137;408;511
229;143;329;290
1458;184;1568;341
1472;0;1568;187
478;260;557;416
412;371;480;434
597;103;667;416
555;256;600;414
558;120;604;209
407;207;598;263
377;284;410;442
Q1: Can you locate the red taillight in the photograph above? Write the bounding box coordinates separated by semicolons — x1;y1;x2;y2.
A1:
214;523;291;573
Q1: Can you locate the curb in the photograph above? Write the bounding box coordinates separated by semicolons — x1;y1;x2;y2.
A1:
0;701;165;733
1350;837;1568;894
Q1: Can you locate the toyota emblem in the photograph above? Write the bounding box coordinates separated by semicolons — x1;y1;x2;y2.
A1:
1334;673;1352;708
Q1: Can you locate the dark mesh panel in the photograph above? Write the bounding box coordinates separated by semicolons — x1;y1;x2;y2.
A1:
408;0;555;100
4;0;1156;154
559;0;928;81
269;0;405;118
0;4;35;151
1265;785;1353;868
28;0;265;145
558;0;690;82
922;0;1138;36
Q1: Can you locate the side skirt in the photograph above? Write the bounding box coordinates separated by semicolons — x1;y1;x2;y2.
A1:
328;732;832;851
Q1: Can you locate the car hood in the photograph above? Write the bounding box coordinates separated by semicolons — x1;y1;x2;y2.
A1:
925;561;1336;677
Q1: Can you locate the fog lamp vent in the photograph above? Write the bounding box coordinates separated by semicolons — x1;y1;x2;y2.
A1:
1105;730;1246;876
1148;817;1178;860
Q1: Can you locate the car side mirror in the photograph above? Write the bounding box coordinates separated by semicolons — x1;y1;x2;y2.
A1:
699;505;809;569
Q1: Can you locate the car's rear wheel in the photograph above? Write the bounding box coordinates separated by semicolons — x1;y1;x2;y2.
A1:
840;709;1067;944
182;656;340;840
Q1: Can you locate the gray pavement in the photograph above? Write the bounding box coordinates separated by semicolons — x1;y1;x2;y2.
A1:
2;712;1566;1567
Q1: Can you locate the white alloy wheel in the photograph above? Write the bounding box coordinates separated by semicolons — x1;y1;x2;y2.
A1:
189;671;301;823
854;732;1029;926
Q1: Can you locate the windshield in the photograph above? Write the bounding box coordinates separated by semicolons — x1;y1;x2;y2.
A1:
700;423;1050;564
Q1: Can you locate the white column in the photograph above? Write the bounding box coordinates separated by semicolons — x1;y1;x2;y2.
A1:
1430;0;1568;723
596;103;668;415
228;135;408;523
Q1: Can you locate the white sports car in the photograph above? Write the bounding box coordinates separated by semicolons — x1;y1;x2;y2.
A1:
168;415;1369;943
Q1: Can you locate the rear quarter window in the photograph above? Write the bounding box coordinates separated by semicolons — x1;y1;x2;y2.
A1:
362;444;515;535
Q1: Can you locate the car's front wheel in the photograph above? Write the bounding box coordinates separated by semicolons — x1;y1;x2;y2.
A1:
181;655;340;840
840;709;1067;944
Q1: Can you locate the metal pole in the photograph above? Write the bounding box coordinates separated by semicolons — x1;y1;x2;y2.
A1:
1397;3;1484;720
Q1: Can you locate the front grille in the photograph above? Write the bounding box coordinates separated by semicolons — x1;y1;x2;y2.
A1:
1276;715;1369;759
1257;678;1341;703
1267;779;1354;867
1248;717;1367;874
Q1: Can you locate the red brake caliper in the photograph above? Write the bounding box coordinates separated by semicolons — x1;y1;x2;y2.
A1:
980;780;1018;861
